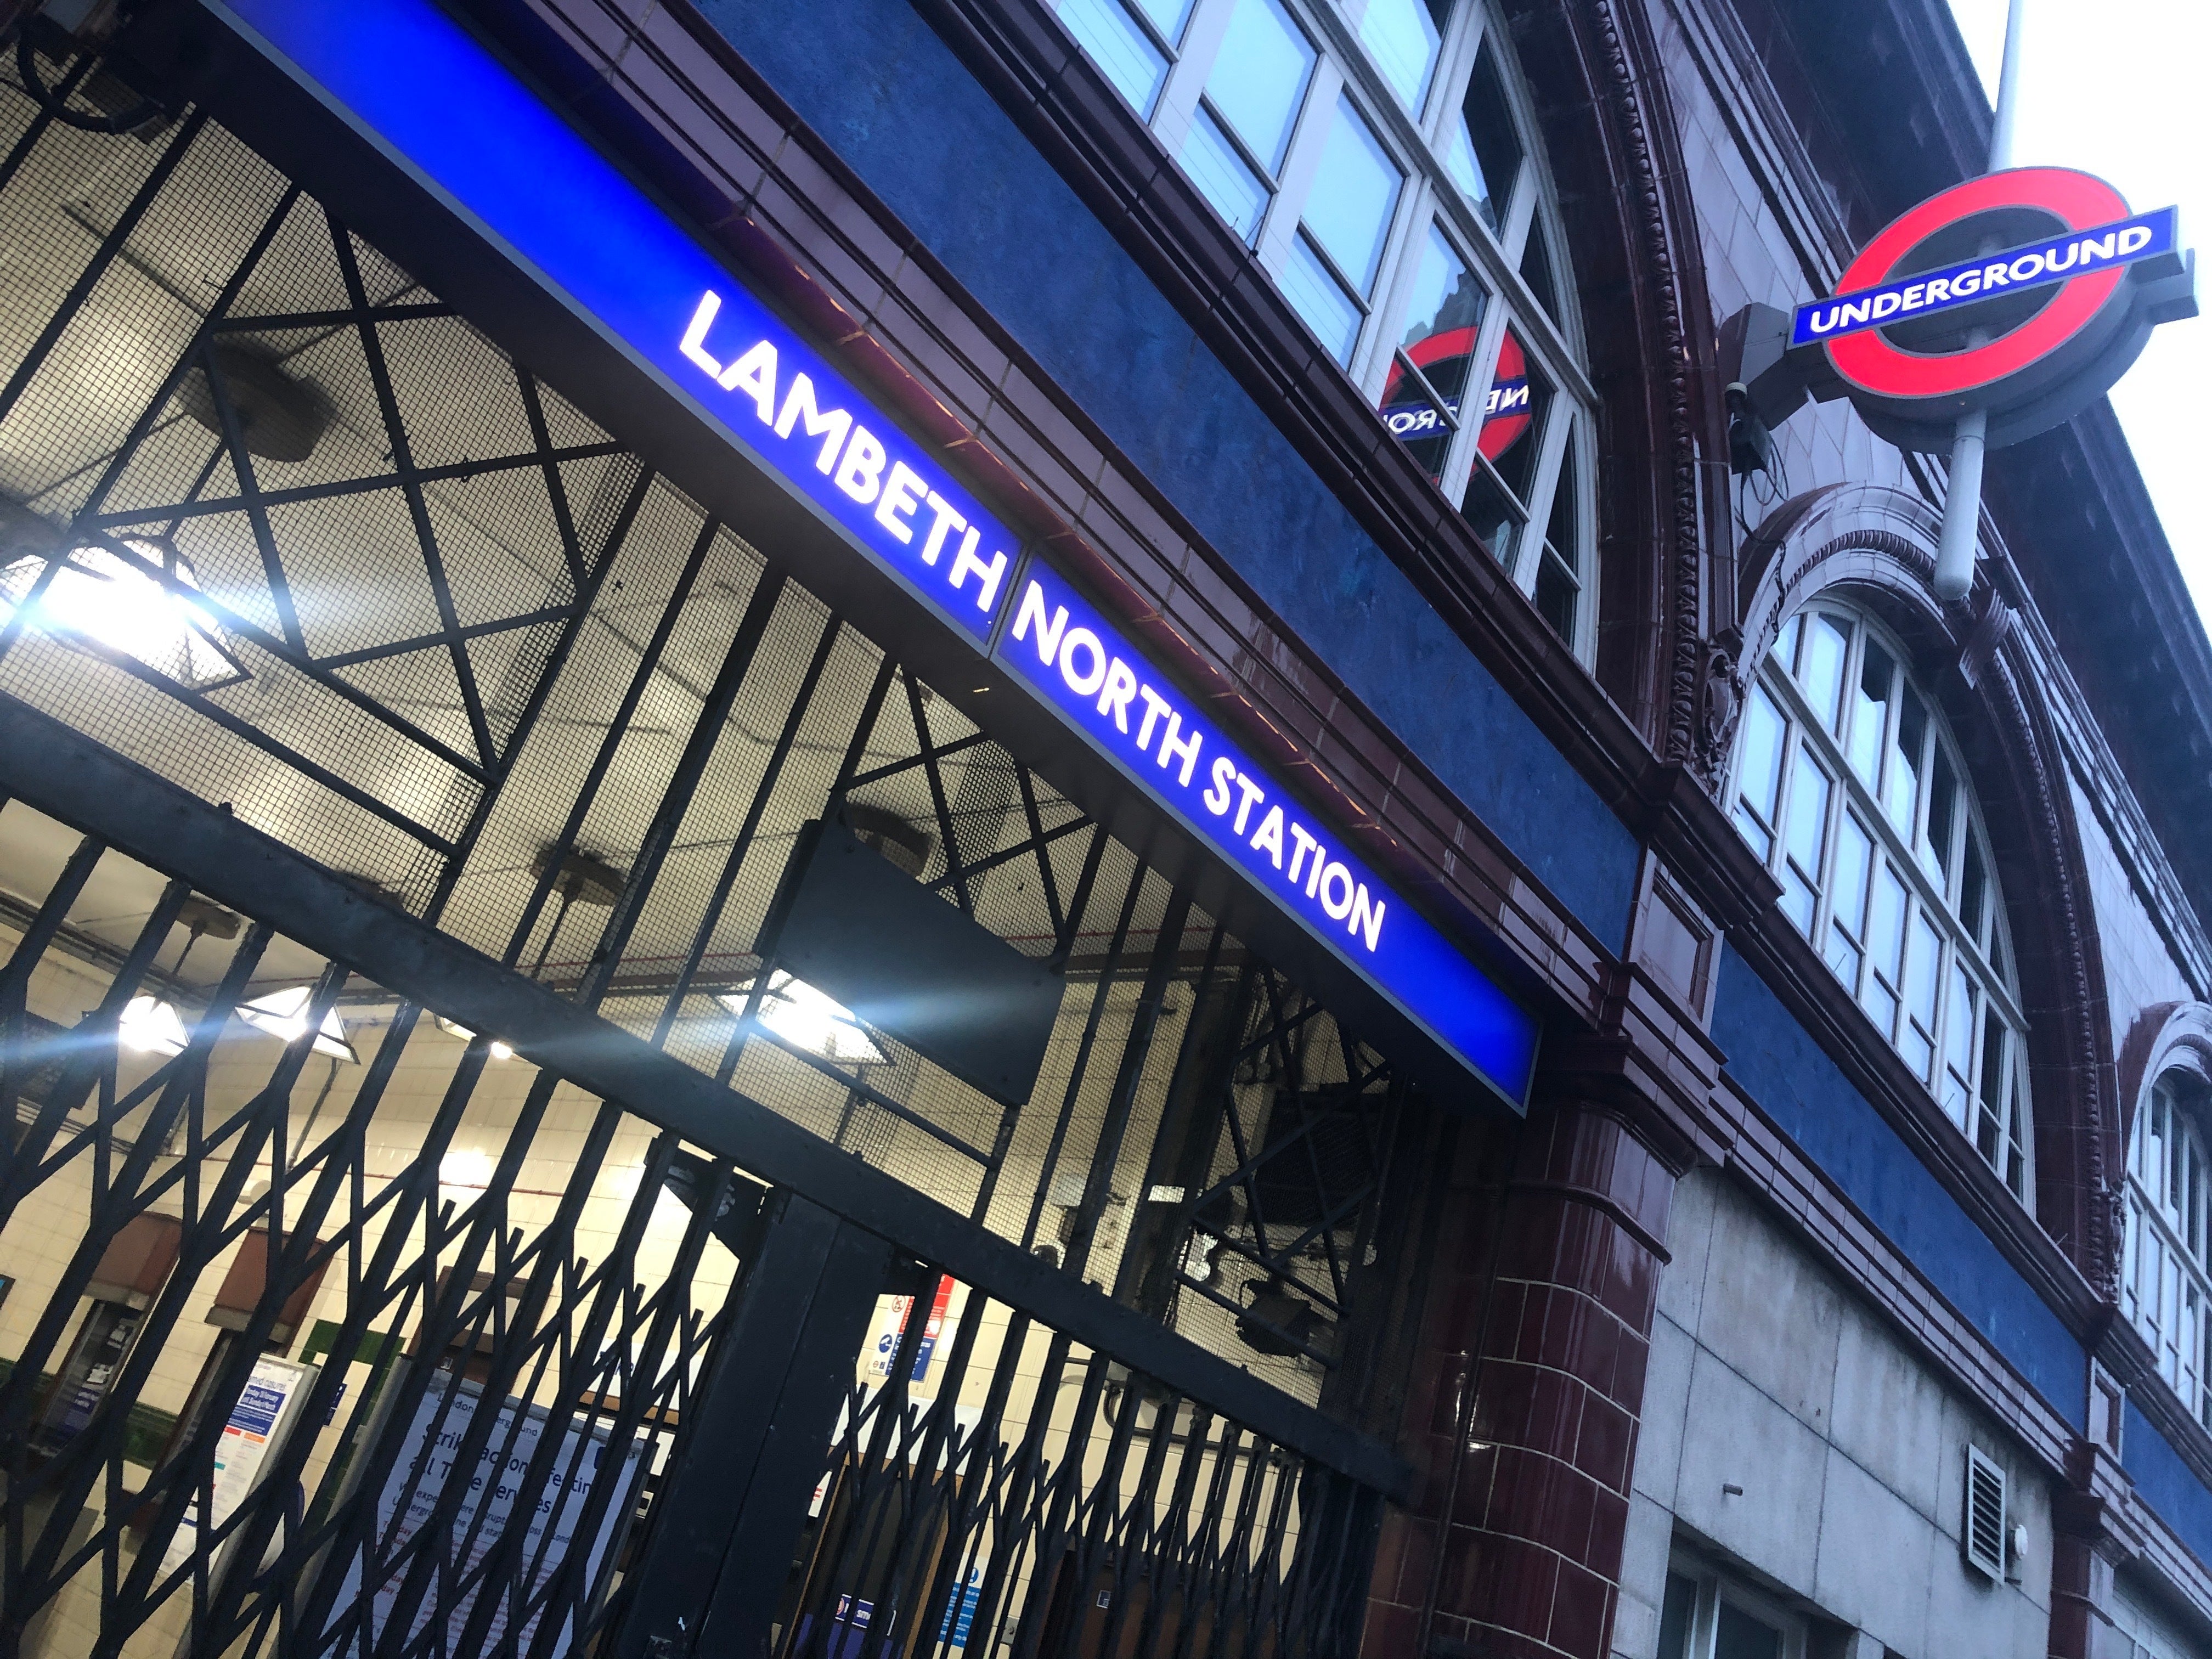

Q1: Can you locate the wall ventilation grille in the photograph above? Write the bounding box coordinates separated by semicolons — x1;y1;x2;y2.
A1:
1964;1445;2008;1579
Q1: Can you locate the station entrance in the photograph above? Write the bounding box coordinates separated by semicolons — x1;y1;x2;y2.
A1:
0;35;1449;1657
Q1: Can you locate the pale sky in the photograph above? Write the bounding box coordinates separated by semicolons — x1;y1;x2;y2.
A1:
1944;0;2211;617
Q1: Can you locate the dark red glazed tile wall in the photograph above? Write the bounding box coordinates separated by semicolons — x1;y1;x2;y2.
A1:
1363;1104;1674;1658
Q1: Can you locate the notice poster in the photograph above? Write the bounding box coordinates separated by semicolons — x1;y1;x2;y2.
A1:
334;1377;646;1657
159;1355;316;1578
864;1276;957;1386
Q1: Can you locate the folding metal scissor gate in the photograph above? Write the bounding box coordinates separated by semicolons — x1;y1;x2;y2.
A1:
0;31;1437;1659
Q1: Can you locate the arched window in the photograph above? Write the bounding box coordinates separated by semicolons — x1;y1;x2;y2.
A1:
1047;0;1596;657
1730;600;2032;1203
2124;1073;2212;1426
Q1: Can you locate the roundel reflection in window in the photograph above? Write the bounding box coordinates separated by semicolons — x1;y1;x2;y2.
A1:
1477;328;1532;465
1380;321;1477;481
1379;225;1488;482
1380;319;1548;500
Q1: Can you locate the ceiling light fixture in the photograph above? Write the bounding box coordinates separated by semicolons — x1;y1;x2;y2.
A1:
0;538;246;690
118;994;190;1057
718;972;885;1064
238;986;358;1063
437;1147;496;1190
433;1014;514;1060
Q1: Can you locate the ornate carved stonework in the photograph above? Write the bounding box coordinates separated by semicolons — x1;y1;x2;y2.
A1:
1693;629;1745;791
1587;0;1711;776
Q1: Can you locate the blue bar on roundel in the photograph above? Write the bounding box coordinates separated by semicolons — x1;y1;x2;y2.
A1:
1790;205;2179;348
995;563;1540;1108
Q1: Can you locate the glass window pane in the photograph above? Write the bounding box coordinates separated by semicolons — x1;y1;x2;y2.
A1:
1132;0;1197;35
1520;215;1560;319
1980;1011;2008;1132
1736;684;1786;830
1799;612;1850;732
1773;611;1803;673
1977;1088;2002;1164
1205;0;1316;172
1735;804;1774;862
1057;0;1173;114
1888;681;1929;838
1944;962;1976;1130
2178;1103;2191;1222
1850;636;1894;787
1926;743;1959;887
2193;1143;2205;1261
1825;927;1863;992
1381;229;1485;480
1784;744;1831;884
1780;746;1829;935
1866;864;1907;1038
1901;913;1940;1078
1280;233;1362;363
1535;548;1577;642
1302;95;1402;295
1358;0;1452;112
1462;466;1521;566
1479;326;1550;501
1960;833;1987;945
1945;961;1976;1077
1544;443;1578;551
1445;37;1522;231
1383;379;1451;478
1657;1574;1698;1659
1388;225;1487;400
1714;1602;1784;1659
1180;106;1271;240
1830;813;1873;937
1826;814;1872;990
1538;450;1579;643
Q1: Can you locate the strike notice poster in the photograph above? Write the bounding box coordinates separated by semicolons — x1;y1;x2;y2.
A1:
331;1376;646;1657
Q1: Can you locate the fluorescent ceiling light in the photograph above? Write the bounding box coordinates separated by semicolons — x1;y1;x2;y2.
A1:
438;1147;495;1190
718;972;884;1064
433;1014;513;1060
119;995;190;1057
0;539;245;691
238;985;357;1062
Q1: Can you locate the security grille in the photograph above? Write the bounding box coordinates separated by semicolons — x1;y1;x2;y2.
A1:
0;30;1424;1658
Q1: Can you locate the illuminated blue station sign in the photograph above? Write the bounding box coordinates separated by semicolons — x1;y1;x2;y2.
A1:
218;0;1539;1107
997;567;1539;1105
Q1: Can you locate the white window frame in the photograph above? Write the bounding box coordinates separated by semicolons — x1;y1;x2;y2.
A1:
1661;1556;1809;1659
1728;599;2035;1206
2124;1071;2212;1429
1047;0;1598;659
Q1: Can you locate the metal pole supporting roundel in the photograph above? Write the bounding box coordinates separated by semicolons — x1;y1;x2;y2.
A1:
1934;0;2028;601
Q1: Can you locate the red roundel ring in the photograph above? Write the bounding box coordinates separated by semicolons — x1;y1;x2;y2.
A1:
1477;329;1532;461
1827;167;2131;400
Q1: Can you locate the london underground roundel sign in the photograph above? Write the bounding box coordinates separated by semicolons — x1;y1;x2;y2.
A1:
1789;167;2195;452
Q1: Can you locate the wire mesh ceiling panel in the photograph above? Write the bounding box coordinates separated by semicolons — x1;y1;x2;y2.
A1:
0;33;1426;1657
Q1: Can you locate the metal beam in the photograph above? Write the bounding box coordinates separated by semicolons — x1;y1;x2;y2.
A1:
0;690;1410;1498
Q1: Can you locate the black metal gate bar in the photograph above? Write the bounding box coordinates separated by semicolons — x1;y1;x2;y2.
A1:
0;689;1410;1501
